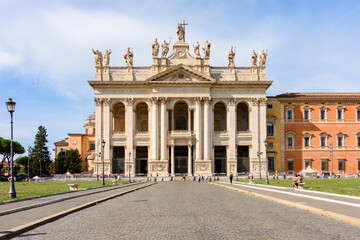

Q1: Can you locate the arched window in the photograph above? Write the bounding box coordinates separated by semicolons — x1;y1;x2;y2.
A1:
237;103;249;131
136;103;149;132
174;102;188;130
267;122;274;136
112;102;126;132
214;102;227;131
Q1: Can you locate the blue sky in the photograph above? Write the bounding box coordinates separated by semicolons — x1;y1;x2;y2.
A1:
1;0;360;159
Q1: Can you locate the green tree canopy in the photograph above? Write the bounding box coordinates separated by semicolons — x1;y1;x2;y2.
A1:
0;137;25;163
29;126;51;176
54;149;82;174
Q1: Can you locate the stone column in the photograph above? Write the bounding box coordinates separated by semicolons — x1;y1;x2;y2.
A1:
160;98;168;161
188;109;191;131
228;99;237;174
188;141;192;175
171;141;175;176
203;97;211;161
94;98;102;175
125;98;134;175
195;97;202;160
172;109;175;131
103;98;111;174
150;97;159;161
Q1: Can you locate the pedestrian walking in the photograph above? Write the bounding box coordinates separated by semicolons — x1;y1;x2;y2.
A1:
229;172;234;184
198;175;201;183
292;174;298;189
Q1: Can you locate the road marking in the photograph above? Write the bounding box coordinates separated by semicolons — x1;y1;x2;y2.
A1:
221;182;360;208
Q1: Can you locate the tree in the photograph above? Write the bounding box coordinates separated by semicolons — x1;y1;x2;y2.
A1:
16;156;29;175
29;126;51;176
54;149;82;174
0;137;25;175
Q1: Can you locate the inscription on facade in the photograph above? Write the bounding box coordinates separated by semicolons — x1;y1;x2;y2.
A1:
96;89;149;94
213;89;265;94
154;88;209;93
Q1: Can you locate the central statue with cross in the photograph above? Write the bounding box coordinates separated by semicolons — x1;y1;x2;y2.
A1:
177;20;188;42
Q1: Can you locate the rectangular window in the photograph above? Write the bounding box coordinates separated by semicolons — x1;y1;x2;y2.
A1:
90;143;95;150
267;123;274;136
320;109;326;120
320;136;326;147
268;157;275;171
358;160;360;171
337;110;342;120
337;137;343;147
305;160;311;168
287;110;292;120
304;137;310;147
287;160;294;171
357;109;360;120
268;142;274;148
358;136;360;147
321;160;327;171
287;137;293;147
267;104;273;109
338;160;344;171
304;110;309;120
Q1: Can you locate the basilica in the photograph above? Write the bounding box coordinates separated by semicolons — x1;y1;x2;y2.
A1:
87;24;271;177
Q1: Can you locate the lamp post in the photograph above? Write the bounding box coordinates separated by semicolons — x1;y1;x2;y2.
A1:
102;140;105;186
27;146;31;180
257;148;262;179
128;152;131;183
5;98;16;198
264;140;269;184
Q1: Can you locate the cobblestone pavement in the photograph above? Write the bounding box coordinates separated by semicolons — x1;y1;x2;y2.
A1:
15;182;360;240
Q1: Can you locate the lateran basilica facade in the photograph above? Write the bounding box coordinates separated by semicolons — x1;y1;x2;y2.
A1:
88;24;272;177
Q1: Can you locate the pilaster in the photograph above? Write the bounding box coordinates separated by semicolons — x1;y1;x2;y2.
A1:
125;98;134;175
203;97;211;161
103;98;111;174
150;97;159;161
228;98;237;173
195;97;203;161
160;97;168;161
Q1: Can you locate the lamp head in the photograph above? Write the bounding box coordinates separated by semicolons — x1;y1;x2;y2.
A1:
264;140;268;147
5;98;16;113
102;140;105;147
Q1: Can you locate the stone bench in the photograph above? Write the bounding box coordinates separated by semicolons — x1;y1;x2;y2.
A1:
298;182;305;189
68;184;79;191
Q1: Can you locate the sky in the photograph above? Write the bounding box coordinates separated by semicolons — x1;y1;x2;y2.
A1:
1;0;360;159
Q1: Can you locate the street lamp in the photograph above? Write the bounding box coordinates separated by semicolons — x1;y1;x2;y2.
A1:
264;140;269;184
5;98;16;198
27;146;31;180
102;140;105;186
128;152;131;183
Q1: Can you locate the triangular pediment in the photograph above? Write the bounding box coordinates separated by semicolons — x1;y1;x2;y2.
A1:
146;64;216;83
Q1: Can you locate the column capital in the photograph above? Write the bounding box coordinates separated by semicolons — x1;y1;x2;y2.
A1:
94;97;102;106
125;98;133;106
228;98;236;106
102;98;110;106
160;97;168;104
194;97;202;104
150;97;159;105
203;97;211;104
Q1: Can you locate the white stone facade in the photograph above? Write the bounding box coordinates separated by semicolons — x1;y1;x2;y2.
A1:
89;26;272;177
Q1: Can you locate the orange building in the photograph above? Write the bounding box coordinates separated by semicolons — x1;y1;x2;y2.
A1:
53;112;96;172
277;93;360;175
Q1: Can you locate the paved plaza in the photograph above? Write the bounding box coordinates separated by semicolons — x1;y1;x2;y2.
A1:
16;182;360;240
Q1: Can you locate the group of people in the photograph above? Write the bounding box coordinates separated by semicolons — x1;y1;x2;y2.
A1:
292;174;303;189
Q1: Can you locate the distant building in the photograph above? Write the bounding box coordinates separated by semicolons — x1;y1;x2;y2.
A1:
53;112;96;172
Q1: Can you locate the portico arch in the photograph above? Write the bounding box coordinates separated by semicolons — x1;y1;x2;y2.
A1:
214;102;227;131
174;102;188;130
236;102;249;131
112;101;125;132
136;102;149;132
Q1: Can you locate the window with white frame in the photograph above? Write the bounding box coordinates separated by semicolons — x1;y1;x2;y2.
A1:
302;106;311;120
267;142;274;148
267;104;273;110
356;107;360;120
286;106;294;121
304;159;311;168
338;158;345;171
267;122;274;136
356;133;360;147
336;106;344;120
319;106;327;120
287;158;294;171
358;158;360;171
319;132;328;147
303;132;312;147
336;132;345;147
267;156;275;171
286;132;295;147
320;159;328;171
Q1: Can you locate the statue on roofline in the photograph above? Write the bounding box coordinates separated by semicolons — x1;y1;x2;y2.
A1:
227;46;235;67
92;49;102;66
258;50;268;66
124;48;133;67
161;40;170;58
152;38;159;58
193;41;200;58
251;50;257;66
203;40;211;58
177;23;184;41
104;49;111;66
